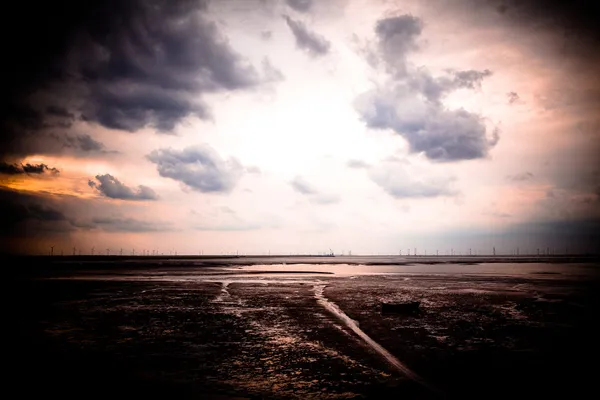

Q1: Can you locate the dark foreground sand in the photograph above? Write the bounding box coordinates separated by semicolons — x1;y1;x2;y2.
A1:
7;257;600;399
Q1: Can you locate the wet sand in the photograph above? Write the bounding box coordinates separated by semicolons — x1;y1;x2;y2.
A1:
8;257;600;399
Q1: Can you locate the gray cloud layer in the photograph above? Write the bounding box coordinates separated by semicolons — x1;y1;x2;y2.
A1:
286;0;313;13
0;188;67;235
88;174;158;200
82;217;172;233
0;161;60;175
283;15;331;57
147;145;243;193
355;14;498;162
0;187;171;241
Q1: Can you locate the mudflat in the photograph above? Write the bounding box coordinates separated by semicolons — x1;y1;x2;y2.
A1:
8;257;600;399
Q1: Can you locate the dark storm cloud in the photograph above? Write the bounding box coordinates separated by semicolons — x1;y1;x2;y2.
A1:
283;15;331;57
75;0;261;133
505;218;600;253
286;0;313;13
88;174;158;200
0;187;172;245
4;132;111;158
62;134;106;152
147;146;243;193
355;14;498;162
22;164;60;174
1;0;268;157
0;189;66;223
46;105;75;119
0;161;60;175
0;188;71;235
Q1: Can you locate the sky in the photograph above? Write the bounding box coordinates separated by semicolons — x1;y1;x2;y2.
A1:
1;0;599;256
